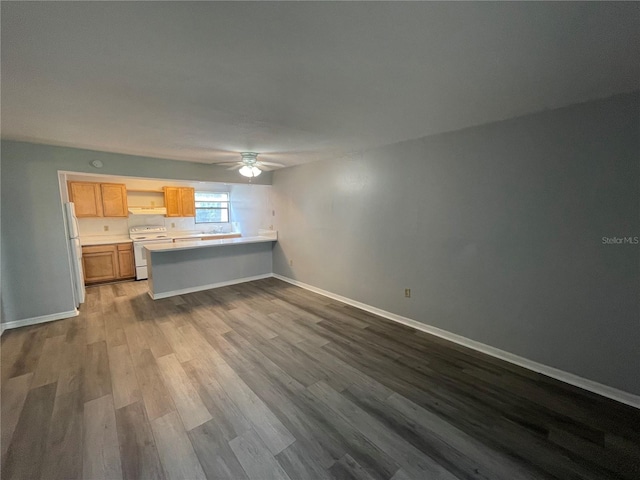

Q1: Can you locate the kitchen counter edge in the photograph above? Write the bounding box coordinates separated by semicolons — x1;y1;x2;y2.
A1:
80;236;133;246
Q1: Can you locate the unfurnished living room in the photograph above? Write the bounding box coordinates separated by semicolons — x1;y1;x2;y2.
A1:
1;1;639;479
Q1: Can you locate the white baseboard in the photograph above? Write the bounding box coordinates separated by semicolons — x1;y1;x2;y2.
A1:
0;309;79;335
149;273;274;300
272;274;640;409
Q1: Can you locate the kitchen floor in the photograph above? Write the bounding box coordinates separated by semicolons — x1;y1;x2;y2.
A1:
1;278;638;479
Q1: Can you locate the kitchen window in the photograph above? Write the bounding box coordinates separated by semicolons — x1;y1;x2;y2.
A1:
195;192;230;223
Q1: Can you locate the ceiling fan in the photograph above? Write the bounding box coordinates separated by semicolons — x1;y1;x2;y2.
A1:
217;152;285;178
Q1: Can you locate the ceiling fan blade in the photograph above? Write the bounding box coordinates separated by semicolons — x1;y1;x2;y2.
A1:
215;162;240;166
226;165;242;171
258;161;285;168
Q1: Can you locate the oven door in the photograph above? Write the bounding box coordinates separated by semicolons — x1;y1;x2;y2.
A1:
133;239;171;280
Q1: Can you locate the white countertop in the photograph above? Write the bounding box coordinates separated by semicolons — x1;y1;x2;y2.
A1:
168;231;240;239
170;232;208;239
80;235;133;246
168;230;225;239
145;231;277;253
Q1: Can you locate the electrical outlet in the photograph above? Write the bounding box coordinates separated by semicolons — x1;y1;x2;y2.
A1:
289;259;294;266
404;288;411;298
171;222;175;228
103;225;109;232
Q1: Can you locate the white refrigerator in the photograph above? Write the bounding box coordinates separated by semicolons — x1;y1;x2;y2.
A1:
64;202;86;307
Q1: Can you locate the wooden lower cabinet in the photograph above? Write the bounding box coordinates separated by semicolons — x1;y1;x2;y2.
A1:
117;244;135;278
82;243;135;284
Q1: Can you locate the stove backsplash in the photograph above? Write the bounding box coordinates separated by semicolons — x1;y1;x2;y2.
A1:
77;215;234;237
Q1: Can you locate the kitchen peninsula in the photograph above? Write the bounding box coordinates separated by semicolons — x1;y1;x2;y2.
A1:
144;230;277;299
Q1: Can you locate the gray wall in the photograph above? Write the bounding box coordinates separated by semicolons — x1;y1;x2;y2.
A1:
0;141;271;323
229;184;274;236
272;92;640;395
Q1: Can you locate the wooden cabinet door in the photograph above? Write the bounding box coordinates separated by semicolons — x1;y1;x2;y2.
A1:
180;187;195;217
69;182;103;217
82;245;118;284
164;187;181;217
101;184;128;217
117;244;135;278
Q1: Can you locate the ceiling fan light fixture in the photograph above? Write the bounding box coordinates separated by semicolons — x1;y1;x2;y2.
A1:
239;165;262;177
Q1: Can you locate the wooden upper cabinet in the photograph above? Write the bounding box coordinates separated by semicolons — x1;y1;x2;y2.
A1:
68;182;103;217
180;187;195;217
68;181;128;218
164;187;181;217
101;184;128;217
164;186;195;217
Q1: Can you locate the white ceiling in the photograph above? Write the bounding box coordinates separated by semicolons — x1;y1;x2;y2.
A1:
2;2;638;167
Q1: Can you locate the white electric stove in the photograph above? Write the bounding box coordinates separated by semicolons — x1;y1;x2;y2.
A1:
129;225;171;280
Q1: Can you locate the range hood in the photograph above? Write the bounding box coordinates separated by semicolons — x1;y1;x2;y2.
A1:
128;207;167;215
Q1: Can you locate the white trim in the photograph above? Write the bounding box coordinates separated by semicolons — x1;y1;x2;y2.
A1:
149;273;274;299
0;309;79;335
272;274;640;409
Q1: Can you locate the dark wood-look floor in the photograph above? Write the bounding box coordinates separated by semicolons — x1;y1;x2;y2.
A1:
1;278;639;480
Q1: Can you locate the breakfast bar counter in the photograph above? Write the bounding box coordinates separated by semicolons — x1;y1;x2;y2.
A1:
144;230;277;299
